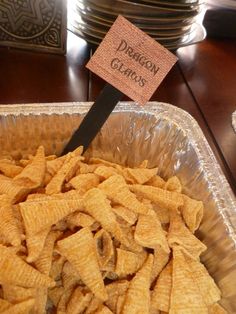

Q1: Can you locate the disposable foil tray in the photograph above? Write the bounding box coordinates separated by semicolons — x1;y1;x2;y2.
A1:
0;102;235;312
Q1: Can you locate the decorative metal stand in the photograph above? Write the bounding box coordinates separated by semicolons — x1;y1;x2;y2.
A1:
0;0;67;54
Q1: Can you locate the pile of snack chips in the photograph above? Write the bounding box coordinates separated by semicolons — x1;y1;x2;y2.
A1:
0;146;227;313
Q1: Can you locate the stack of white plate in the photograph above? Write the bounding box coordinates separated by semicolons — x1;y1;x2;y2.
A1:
68;0;206;50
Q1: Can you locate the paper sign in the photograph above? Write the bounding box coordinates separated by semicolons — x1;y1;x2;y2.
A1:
86;15;178;105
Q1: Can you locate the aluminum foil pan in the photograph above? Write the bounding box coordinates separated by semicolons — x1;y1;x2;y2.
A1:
0;102;235;312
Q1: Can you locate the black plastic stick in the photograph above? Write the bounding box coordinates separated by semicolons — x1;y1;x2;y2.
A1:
61;83;123;155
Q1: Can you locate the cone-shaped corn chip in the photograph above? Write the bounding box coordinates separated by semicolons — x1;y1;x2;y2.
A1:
50;255;66;281
68;173;100;194
151;246;170;283
164;176;182;193
94;229;114;268
117;295;126;314
168;211;206;259
89;158;123;170
83;188;128;247
85;296;103;314
2;285;36;304
119;225;143;253
20;198;83;236
122;167;158;184
208;303;228;314
35;231;61;275
26;227;50;263
115;249;142;277
183;253;221;305
129;184;184;211
134;211;169;252
146;175;165;188
78;162;101;174
170;247;208;314
0;195;21;246
112;205;137;226
57;228;107;301
152;204;170;224
46;155;81;195
99;176;149;215
181;196;204;233
46;156;66;177
66;212;96;228
122;254;153;314
57;286;74;314
33;288;47;314
61;261;83;290
0;161;23;178
48;286;64;307
151;261;172;313
0;245;55;288
105;280;129;313
0;298;35;314
0;175;29;204
95;305;113;314
13;146;45;189
94;166;120;180
66;287;92;314
0;298;11;312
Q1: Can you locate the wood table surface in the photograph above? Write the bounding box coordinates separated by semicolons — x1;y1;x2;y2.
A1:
0;31;235;194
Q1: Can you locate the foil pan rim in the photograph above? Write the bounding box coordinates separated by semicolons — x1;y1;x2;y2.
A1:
0;101;236;246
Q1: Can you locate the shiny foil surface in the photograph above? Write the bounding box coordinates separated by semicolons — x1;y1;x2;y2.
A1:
0;102;235;312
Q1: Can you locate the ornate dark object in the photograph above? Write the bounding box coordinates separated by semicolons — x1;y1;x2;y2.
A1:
0;0;67;54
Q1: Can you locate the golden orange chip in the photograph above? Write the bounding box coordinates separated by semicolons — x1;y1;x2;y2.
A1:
85;296;103;314
2;285;36;304
0;195;21;246
89;157;123;170
164;176;182;193
61;261;83;290
33;288;47;314
0;298;35;314
116;294;126;314
208;303;228;314
105;280;129;312
168;211;207;260
46;154;82;195
0;175;30;204
170;246;208;314
134;211;169;252
66;287;92;314
50;255;66;281
122;254;153;314
20;198;83;236
46;156;66;177
145;175;166;188
0;298;11;312
112;205;137;225
138;160;148;168
35;231;61;275
57;228;107;301
0;245;55;288
115;248;141;277
26;227;50;263
0;161;23;178
151;245;170;284
84;188;129;247
94;229;114;269
68;173;100;194
66;211;96;229
99;175;149;215
95;305;114;314
122;167;158;184
57;286;74;314
181;196;204;233
152;203;170;224
184;252;221;305
13;146;46;189
151;261;172;313
119;225;143;254
94;165;120;180
129;184;184;211
48;286;64;307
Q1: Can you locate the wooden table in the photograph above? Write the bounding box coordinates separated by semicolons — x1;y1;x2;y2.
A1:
0;31;235;194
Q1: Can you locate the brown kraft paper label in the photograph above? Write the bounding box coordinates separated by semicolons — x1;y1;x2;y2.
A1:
86;15;178;105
